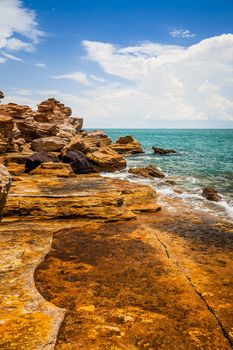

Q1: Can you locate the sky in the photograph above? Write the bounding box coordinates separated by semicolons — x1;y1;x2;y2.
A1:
0;0;233;128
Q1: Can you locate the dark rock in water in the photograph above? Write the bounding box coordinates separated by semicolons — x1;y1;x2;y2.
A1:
25;152;60;173
152;147;176;155
202;187;221;202
129;165;165;179
164;179;176;185
60;150;94;174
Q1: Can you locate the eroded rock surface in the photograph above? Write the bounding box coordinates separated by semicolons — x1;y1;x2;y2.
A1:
111;135;144;155
129;165;165;179
202;187;221;202
0;164;11;218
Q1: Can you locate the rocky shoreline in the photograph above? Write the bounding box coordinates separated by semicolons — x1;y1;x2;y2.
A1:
0;92;233;349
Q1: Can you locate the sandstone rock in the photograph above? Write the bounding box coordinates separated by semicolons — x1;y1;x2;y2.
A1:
16;119;59;142
25;152;60;173
111;135;144;154
0;115;15;153
31;162;75;177
31;136;67;152
2;153;32;175
1;103;32;119
62;130;112;155
60;151;94;174
86;146;127;172
129;165;165;179
202;187;221;202
152;147;176;155
0;90;4;100
0;164;11;219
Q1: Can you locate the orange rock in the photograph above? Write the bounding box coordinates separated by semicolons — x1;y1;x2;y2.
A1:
111;135;144;154
86;146;127;172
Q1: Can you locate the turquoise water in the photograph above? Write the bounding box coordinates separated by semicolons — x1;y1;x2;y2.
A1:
104;129;233;220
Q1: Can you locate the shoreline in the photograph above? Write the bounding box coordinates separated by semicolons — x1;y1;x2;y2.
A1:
0;95;233;349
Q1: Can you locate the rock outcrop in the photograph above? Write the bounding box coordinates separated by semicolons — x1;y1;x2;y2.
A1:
60;151;95;174
31;136;67;152
25;152;60;173
202;187;221;202
129;165;165;179
86;146;127;172
0;164;11;219
61;130;112;155
152;146;176;155
111;135;144;154
0;95;83;154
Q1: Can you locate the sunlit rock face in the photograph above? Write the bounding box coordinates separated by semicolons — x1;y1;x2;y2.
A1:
0;164;11;219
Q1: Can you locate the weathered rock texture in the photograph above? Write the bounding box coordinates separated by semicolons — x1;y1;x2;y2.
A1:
0;164;11;218
152;146;176;155
111;135;144;154
86;146;127;172
202;187;221;202
129;165;165;179
0;96;83;154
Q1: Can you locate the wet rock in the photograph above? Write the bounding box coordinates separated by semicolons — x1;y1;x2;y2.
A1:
31;136;67;152
31;162;75;177
202;187;221;202
0;164;11;219
111;135;144;154
129;165;165;179
86;146;127;172
25;151;60;173
152;147;176;155
60;150;95;174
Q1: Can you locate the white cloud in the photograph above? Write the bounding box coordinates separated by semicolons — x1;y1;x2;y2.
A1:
170;29;196;38
73;34;233;127
36;62;47;69
53;72;91;85
0;0;44;63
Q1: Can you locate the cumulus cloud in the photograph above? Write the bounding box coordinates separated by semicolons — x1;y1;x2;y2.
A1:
170;29;196;38
0;0;44;63
53;72;91;85
73;34;233;127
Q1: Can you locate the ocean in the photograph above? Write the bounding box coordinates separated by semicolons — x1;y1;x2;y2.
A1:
102;129;233;221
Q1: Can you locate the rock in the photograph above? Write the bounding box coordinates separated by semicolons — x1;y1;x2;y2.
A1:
129;165;165;179
152;147;176;155
0;90;4;100
31;136;67;152
111;135;144;154
25;152;60;173
0;164;11;219
86;146;127;172
62;130;112;155
4;175;158;219
202;187;221;202
2;153;32;176
31;162;75;177
16;119;59;142
1;103;32;119
0;115;15;153
60;151;95;174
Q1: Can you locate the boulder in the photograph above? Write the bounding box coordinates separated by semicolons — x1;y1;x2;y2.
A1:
60;151;94;174
0;164;11;219
16;119;59;142
0;115;15;153
62;130;112;155
111;135;144;154
152;147;176;155
86;146;127;172
31;136;67;152
202;187;221;202
0;90;4;100
31;162;75;177
129;165;165;179
25;152;60;173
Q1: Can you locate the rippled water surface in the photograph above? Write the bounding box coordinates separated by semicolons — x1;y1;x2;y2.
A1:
103;129;233;220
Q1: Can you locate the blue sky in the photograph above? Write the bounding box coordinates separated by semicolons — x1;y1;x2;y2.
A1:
0;0;233;128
